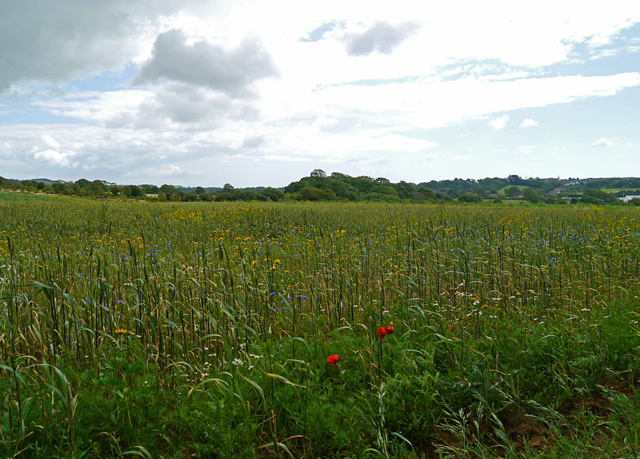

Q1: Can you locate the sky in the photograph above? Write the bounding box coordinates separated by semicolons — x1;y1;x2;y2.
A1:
1;1;640;188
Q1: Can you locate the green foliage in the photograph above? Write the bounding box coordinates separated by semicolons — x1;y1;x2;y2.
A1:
580;188;618;204
285;170;437;202
523;188;541;203
504;185;522;197
2;173;638;206
457;193;482;203
261;187;283;202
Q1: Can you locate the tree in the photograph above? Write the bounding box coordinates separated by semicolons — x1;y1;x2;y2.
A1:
141;184;159;194
583;189;617;203
473;185;488;198
458;193;481;203
310;169;326;179
523;188;541;203
504;186;521;197
261;187;284;202
233;189;259;201
76;178;90;189
223;183;235;193
320;188;337;201
507;174;522;185
298;186;322;201
160;184;180;194
195;186;205;195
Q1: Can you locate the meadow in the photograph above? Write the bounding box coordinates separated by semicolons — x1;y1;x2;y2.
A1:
1;200;640;458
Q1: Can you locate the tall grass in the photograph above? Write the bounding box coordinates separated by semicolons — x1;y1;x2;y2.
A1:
1;200;640;457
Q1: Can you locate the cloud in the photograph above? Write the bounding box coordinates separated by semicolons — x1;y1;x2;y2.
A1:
489;115;509;130
592;137;614;147
0;1;204;93
133;29;278;98
299;22;339;43
33;134;74;166
519;118;538;128
343;21;420;56
514;146;537;154
242;135;265;149
126;163;189;178
133;82;262;126
43;134;60;150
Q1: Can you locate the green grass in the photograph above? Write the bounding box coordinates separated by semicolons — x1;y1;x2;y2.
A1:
601;188;640;194
0;191;65;202
1;201;640;458
496;185;530;195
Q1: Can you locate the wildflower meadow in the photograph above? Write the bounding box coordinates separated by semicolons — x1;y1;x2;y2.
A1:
1;199;640;458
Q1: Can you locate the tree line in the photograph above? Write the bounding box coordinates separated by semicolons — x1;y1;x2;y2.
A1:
1;171;640;205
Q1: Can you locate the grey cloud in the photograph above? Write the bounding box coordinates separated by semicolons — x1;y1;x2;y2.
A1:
344;21;420;56
104;112;136;129
0;0;203;93
133;29;278;98
132;82;260;128
242;135;265;149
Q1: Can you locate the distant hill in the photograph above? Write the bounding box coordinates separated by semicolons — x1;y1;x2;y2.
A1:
0;176;21;184
32;178;60;185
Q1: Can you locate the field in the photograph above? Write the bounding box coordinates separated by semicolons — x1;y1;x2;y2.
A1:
1;200;640;458
0;191;62;203
496;185;529;195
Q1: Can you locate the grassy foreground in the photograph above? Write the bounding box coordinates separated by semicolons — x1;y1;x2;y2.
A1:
1;200;640;458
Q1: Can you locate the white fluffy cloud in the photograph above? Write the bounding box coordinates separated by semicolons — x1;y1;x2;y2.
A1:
519;119;539;128
33;134;74;166
592;137;614;147
490;115;510;130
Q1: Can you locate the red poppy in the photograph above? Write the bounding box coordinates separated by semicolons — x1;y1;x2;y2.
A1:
449;325;455;330
377;326;387;339
327;354;339;365
385;325;394;334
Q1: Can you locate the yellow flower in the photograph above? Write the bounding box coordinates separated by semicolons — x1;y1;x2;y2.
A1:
114;329;128;335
